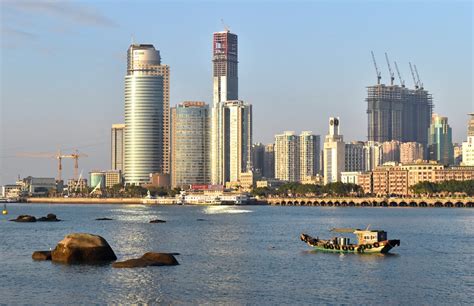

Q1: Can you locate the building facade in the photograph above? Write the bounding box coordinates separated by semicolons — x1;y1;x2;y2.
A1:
299;132;321;181
345;141;365;172
252;143;265;176
462;113;474;166
364;141;383;171
263;144;275;179
382;140;400;164
323;117;345;184
275;131;299;182
124;44;165;185
428;114;454;165
111;124;125;172
170;101;210;188
400;142;424;164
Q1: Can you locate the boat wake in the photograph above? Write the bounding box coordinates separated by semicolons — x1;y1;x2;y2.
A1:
203;206;252;214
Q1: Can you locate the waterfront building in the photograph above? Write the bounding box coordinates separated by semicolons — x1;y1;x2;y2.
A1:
111;124;125;172
211;29;239;185
67;178;88;193
453;143;463;166
363;141;383;171
148;173;171;188
256;178;285;189
428;114;454;165
170;101;210;188
382;140;400;163
462;113;474;166
252;143;265;176
341;171;361;185
299;131;321;181
104;170;122;188
263;144;275;179
124;44;165;185
19;177;56;196
1;184;22;198
89;171;106;190
345;141;365;172
275;131;299;182
323;117;345;184
400;142;424;164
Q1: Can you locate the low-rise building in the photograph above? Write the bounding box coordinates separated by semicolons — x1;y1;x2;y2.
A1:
1;184;22;198
20;177;57;196
341;171;361;185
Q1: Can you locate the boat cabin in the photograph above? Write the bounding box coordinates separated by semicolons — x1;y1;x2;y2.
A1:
354;230;387;244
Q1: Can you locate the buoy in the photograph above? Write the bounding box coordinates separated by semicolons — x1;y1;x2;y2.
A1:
2;209;8;215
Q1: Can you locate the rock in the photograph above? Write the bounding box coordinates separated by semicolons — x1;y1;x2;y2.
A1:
149;219;166;223
10;215;36;222
32;251;52;261
196;218;207;221
95;218;113;221
112;252;179;268
38;213;60;222
51;233;117;264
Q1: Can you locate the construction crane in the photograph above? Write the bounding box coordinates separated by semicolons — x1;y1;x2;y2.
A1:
413;64;423;89
384;52;395;86
409;62;419;89
394;61;405;87
17;149;87;182
371;51;382;85
221;18;230;32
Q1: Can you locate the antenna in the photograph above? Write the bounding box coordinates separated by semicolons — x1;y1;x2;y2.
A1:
371;51;382;85
394;61;405;87
409;62;419;89
221;18;230;32
384;52;395;86
414;64;423;89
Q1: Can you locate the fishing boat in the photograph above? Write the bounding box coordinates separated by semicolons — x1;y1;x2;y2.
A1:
2;203;8;215
300;226;400;254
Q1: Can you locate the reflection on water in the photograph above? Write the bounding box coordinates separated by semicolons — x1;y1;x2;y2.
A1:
0;204;472;304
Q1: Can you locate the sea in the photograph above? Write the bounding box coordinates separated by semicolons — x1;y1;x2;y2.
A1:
1;203;473;304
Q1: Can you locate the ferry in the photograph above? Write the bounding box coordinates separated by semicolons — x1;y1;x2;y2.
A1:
300;227;400;254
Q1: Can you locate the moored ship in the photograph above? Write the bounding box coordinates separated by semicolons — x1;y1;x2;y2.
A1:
300;227;400;254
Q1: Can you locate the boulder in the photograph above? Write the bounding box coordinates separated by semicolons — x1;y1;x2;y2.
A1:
149;219;166;223
10;215;36;222
95;218;113;221
32;251;52;261
51;233;117;264
38;213;60;222
112;252;179;268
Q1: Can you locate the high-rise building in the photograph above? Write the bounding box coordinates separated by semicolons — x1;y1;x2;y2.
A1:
428;114;454;165
364;141;383;171
345;141;365;172
382;140;400;164
323;117;345;184
400;142;424;164
111;124;125;172
462;113;474;166
299;132;321;181
366;80;433;147
275;131;299;182
124;44;164;185
170;101;210;188
453;143;463;166
263;144;275;179
252;143;265;176
212;31;238;104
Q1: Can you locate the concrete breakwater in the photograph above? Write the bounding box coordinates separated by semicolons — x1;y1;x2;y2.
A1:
267;197;474;208
26;197;145;204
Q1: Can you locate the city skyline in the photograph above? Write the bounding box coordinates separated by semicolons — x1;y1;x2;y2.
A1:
1;1;472;185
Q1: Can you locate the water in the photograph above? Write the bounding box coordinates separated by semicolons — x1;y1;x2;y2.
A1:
1;204;473;304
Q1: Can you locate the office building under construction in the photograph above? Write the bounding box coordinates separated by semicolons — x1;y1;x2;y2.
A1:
366;52;433;147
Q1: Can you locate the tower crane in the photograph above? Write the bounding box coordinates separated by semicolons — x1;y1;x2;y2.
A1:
17;149;88;182
384;52;395;85
394;61;405;87
221;18;230;32
413;64;423;89
371;51;382;85
409;62;419;89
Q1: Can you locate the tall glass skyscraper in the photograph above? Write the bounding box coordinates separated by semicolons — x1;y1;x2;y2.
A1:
428;114;454;165
124;44;164;185
111;123;125;172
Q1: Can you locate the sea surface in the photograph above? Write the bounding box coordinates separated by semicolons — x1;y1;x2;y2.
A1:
1;203;473;304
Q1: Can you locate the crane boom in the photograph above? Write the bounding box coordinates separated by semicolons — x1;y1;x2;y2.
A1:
409;62;419;89
371;51;382;85
413;64;423;89
384;52;395;85
394;61;405;87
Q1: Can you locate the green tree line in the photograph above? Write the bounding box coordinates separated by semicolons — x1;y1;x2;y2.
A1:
410;180;474;196
252;182;363;197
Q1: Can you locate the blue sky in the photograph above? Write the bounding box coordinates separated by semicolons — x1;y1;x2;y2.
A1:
0;0;472;184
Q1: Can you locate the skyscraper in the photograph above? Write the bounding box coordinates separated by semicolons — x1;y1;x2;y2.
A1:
124;44;164;185
323;117;345;184
275;131;299;182
299;131;320;181
170;102;210;188
462;113;474;166
210;30;252;185
345;141;365;172
252;143;265;176
263;144;275;179
111;123;125;172
428;114;454;165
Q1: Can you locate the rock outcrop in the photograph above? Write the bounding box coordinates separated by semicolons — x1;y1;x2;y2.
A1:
10;215;36;222
112;252;179;268
37;213;60;222
149;219;166;223
95;218;113;221
32;251;52;261
51;233;117;264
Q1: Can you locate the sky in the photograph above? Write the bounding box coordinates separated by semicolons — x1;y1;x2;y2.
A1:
0;0;472;185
